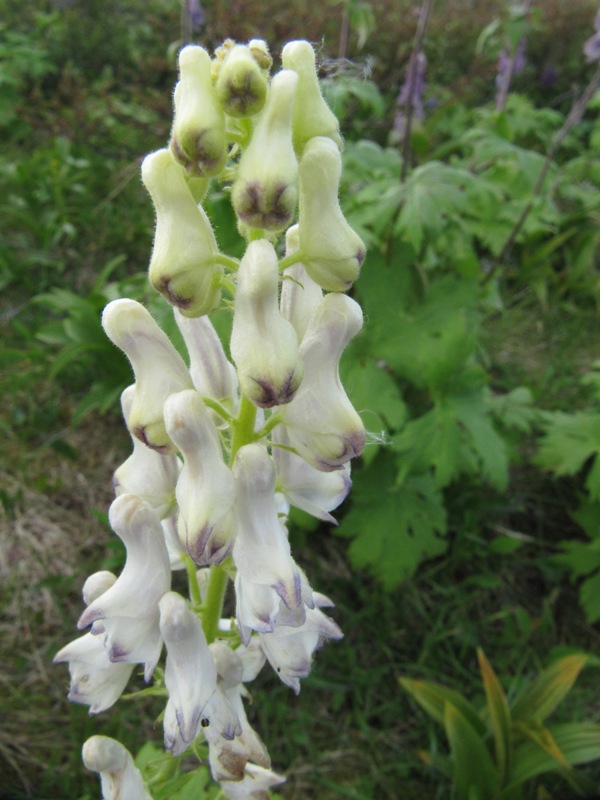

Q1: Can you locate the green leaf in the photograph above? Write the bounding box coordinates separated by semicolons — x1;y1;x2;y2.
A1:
444;702;500;800
535;412;600;501
400;677;486;737
337;451;447;587
509;722;600;789
511;654;590;723
341;349;407;434
394;384;508;490
372;275;480;391
477;649;512;783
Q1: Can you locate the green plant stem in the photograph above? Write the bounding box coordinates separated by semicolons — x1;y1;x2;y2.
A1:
230;393;258;465
184;554;202;610
210;253;240;271
278;251;305;271
201;562;230;643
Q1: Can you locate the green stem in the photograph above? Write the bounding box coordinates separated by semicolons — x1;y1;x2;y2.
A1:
229;393;258;465
254;411;283;440
184;554;202;610
210;253;240;271
201;561;230;643
202;396;235;425
278;251;305;271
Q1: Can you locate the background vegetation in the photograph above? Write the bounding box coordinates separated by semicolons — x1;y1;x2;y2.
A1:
2;0;600;798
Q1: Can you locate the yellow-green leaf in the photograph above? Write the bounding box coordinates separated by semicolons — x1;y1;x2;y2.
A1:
444;701;500;800
478;648;512;783
400;677;486;736
511;654;590;723
508;722;600;789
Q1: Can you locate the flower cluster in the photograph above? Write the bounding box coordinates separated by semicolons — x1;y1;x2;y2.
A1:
55;38;366;799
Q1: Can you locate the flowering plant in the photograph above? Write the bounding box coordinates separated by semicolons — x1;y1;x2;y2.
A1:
55;37;366;799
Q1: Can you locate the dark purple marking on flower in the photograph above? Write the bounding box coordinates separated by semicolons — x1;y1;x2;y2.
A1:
273;570;302;611
186;523;213;565
170;133;224;178
236;180;295;230
132;424;172;454
251;369;299;408
314;428;366;472
108;642;129;662
177;706;201;743
153;275;193;311
222;70;263;117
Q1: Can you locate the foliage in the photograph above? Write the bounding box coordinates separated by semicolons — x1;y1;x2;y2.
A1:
401;649;600;799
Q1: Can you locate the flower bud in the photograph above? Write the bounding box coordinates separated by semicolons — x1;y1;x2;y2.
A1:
231;239;303;408
279;293;365;471
298;136;366;292
82;736;152;800
281;39;342;154
141;148;222;317
214;42;269;117
164;390;236;565
102;299;193;453
170;45;227;177
231;70;298;232
279;224;322;342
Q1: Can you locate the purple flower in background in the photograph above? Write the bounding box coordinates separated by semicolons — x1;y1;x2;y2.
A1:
495;37;527;109
393;51;427;138
584;10;600;63
187;0;205;30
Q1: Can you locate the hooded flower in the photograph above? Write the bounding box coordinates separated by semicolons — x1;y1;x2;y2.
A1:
170;45;227;177
279;224;322;343
259;593;343;694
102;298;193;453
230;239;303;408
297;136;366;292
272;425;351;523
54;570;134;714
281;39;342;154
77;494;171;681
214;40;270;118
164;389;236;565
232;443;311;643
159;591;239;755
113;385;180;519
142;148;223;317
278;292;365;471
82;735;152;800
231;69;298;232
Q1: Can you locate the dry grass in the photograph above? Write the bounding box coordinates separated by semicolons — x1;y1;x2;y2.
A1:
0;416;129;795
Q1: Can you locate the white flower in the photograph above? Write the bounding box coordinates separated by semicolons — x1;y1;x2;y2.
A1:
113;385;180;519
102;299;193;453
273;425;351;523
259;593;343;694
279;224;323;343
231;239;303;408
174;309;238;412
164;389;236;565
77;494;171;681
159;591;239;755
278;292;365;471
54;634;134;715
232;444;310;643
54;570;133;714
82;735;152;800
220;763;286;800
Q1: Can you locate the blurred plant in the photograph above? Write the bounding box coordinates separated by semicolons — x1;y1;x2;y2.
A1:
401;649;600;798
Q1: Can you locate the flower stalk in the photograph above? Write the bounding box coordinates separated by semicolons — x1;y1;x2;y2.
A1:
56;36;366;800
